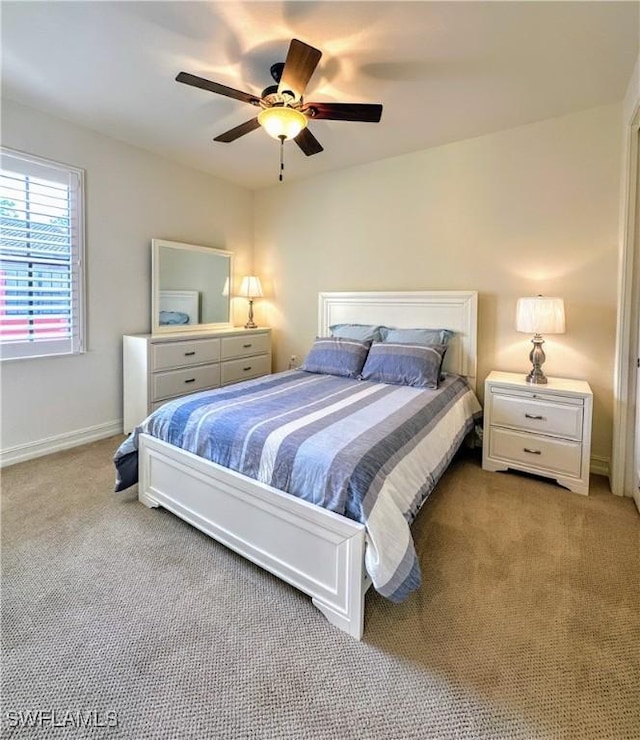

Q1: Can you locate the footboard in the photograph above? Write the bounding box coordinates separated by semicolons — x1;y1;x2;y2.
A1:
138;434;369;639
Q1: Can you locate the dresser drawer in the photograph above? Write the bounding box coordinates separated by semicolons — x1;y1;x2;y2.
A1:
491;391;583;440
221;354;271;385
489;427;582;478
152;363;220;401
153;338;220;371
221;333;270;360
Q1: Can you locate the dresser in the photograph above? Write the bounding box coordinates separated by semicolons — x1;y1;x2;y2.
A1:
123;328;271;432
482;371;593;495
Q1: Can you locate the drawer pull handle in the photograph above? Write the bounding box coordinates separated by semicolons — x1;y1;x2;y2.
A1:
525;413;544;420
243;343;252;348
184;378;196;384
523;447;542;455
243;366;252;372
184;351;196;356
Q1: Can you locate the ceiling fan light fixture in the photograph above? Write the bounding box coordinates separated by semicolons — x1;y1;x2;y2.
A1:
257;106;307;141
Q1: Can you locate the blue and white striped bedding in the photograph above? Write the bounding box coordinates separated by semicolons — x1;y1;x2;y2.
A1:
114;370;481;602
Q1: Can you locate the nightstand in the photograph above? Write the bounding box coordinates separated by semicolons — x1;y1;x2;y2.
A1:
482;371;593;495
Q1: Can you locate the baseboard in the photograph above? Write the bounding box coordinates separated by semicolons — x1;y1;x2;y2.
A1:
1;420;123;468
590;454;610;479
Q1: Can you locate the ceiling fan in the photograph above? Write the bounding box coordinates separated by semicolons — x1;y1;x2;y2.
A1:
176;38;383;180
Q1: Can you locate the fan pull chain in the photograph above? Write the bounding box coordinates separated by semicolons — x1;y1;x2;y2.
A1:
279;136;285;182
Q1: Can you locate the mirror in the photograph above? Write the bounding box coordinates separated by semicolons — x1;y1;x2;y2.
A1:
151;239;233;335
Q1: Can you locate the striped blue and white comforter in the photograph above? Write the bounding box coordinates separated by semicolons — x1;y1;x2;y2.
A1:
114;370;481;602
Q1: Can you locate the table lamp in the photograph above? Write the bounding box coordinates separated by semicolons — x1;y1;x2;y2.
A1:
239;276;263;329
516;296;565;384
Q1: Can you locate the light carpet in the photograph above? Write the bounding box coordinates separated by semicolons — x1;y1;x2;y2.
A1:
2;437;639;739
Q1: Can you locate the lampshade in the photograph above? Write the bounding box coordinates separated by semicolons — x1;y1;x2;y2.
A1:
239;276;263;299
516;296;565;335
221;276;230;297
258;106;307;140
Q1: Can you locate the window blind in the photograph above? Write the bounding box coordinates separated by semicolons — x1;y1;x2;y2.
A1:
0;148;85;360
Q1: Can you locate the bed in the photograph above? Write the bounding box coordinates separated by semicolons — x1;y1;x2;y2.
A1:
115;291;480;639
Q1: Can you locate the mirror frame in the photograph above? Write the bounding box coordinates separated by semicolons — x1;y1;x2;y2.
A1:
151;239;234;335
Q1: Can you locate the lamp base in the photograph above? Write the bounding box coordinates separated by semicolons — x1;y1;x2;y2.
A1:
525;368;548;384
525;334;548;384
244;298;257;329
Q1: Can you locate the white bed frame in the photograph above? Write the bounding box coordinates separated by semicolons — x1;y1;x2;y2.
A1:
138;291;478;639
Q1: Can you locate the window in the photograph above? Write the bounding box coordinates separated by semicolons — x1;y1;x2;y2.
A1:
0;148;85;360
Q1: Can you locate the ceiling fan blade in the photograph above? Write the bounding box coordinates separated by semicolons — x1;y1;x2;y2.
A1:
214;117;261;143
278;39;322;99
176;72;260;106
295;127;324;157
302;102;383;123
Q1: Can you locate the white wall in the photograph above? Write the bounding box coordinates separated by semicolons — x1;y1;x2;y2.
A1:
1;100;253;462
254;104;622;469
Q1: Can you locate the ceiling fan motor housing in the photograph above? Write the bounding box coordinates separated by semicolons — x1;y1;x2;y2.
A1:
270;62;285;83
261;60;297;106
260;87;297;107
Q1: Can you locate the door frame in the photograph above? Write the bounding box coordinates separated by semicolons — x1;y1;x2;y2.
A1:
611;101;640;502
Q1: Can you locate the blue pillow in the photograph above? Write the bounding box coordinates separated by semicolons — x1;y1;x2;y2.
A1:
360;342;448;389
380;327;454;345
159;310;190;325
301;337;371;379
329;323;385;342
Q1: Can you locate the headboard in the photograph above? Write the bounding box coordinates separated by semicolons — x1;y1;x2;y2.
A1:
318;291;478;393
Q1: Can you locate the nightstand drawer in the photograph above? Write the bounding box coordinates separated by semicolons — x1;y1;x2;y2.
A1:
221;333;271;360
153;364;220;401
491;392;583;440
489;427;582;478
153;338;220;371
221;355;271;385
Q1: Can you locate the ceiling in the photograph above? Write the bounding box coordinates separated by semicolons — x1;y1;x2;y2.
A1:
2;1;638;190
